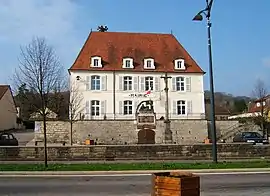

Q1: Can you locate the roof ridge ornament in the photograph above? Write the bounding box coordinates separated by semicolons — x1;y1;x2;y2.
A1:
97;25;108;32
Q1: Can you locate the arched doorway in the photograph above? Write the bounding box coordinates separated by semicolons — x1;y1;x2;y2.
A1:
138;129;155;144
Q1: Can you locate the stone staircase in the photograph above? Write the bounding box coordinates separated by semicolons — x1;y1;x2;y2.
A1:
217;123;260;143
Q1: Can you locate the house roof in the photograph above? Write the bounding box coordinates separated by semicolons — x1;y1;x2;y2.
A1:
205;103;231;115
248;102;269;113
69;31;204;73
248;95;270;113
0;85;9;100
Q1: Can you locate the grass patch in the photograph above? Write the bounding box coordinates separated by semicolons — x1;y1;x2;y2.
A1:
0;161;270;171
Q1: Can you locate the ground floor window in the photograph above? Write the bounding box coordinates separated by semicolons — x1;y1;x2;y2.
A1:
91;100;100;116
123;100;133;115
177;100;186;115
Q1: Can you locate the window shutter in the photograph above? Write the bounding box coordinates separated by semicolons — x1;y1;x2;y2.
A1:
119;76;123;91
155;77;160;92
86;76;90;90
172;77;176;91
140;76;145;92
186;77;191;92
119;101;123;115
101;76;107;91
101;100;106;116
85;100;90;119
172;100;177;115
187;100;192;115
133;76;138;91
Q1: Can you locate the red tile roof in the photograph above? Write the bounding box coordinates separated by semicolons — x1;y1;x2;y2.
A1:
69;31;204;73
0;85;9;100
248;102;269;113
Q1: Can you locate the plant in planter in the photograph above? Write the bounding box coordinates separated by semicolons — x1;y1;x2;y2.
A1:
151;172;200;196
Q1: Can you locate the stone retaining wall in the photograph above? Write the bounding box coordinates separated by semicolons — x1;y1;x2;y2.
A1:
34;120;209;145
0;144;269;161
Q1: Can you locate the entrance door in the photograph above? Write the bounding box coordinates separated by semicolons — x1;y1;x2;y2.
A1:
138;129;155;144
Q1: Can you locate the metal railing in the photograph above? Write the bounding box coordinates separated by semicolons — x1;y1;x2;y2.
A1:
81;113;206;120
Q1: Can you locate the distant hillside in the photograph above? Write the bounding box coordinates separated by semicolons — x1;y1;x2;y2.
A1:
204;91;252;102
204;90;252;113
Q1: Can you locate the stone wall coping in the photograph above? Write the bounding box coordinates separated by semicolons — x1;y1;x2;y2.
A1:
34;119;214;122
0;143;255;148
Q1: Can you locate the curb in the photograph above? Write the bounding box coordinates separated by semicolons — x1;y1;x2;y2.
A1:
1;168;270;176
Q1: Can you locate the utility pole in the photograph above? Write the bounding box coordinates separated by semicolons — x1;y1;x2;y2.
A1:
161;72;172;143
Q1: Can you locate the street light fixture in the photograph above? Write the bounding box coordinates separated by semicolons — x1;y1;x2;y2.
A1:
193;0;218;163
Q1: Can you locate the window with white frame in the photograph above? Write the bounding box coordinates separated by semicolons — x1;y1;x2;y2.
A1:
91;75;101;90
123;76;132;91
146;60;152;67
122;58;134;68
145;76;154;91
144;58;155;69
93;59;99;67
177;100;186;115
176;77;185;91
91;56;102;67
174;59;185;70
123;100;133;115
91;100;100;116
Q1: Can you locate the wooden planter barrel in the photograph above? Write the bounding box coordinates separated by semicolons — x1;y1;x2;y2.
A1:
151;172;200;196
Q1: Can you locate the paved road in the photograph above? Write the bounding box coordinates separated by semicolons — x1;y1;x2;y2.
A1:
0;173;269;195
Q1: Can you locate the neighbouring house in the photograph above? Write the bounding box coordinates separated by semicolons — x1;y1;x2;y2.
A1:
0;85;18;131
30;108;58;120
205;99;231;120
68;31;205;120
229;96;270;119
247;95;270;114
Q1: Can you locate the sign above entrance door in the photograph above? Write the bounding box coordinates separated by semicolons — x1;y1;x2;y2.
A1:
128;90;154;98
129;93;148;98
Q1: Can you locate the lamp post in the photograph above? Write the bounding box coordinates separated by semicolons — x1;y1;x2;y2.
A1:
193;0;217;163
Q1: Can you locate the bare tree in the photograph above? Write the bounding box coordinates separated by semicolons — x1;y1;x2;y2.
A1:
69;81;83;145
252;79;269;137
14;37;64;167
252;79;268;100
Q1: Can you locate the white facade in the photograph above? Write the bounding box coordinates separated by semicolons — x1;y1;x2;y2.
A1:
69;70;205;120
0;87;17;131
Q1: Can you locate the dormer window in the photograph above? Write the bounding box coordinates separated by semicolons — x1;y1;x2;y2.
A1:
175;59;185;70
122;58;134;68
144;58;155;69
91;56;102;68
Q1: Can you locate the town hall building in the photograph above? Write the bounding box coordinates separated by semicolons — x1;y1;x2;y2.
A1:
69;31;206;122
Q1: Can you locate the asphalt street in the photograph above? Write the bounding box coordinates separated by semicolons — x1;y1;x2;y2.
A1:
0;173;269;196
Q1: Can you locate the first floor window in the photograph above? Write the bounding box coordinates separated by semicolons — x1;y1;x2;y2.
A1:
177;100;186;115
145;76;154;91
123;100;133;115
91;75;101;90
123;76;132;91
91;100;100;116
176;77;185;91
